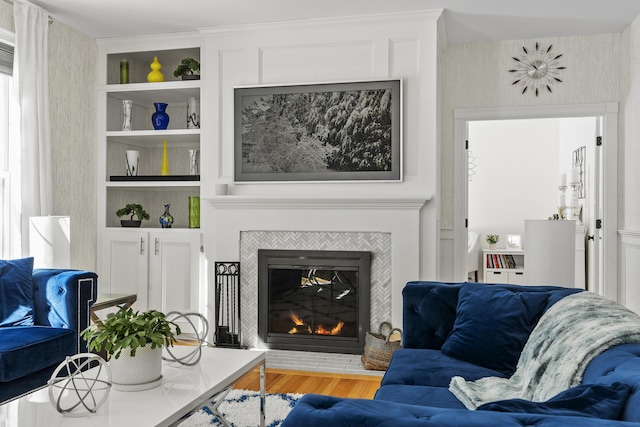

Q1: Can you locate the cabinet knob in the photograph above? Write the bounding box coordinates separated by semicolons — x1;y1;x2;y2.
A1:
155;238;159;255
587;235;595;241
140;237;144;255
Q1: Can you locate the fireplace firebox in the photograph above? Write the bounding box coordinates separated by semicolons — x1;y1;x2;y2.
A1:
258;249;371;354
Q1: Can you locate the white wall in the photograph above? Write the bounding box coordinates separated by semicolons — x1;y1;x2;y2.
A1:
468;118;560;248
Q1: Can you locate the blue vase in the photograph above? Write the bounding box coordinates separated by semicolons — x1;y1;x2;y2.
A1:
152;102;169;130
159;204;173;228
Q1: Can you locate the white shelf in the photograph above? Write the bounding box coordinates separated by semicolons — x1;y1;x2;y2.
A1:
107;129;200;147
105;182;200;190
105;81;200;104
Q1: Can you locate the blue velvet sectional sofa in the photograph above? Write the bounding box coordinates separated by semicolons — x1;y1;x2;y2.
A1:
283;281;640;426
0;258;97;404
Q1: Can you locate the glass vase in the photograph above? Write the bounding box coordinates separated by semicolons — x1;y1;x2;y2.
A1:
189;196;200;229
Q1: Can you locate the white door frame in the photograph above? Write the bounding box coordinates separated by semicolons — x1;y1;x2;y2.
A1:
453;103;619;301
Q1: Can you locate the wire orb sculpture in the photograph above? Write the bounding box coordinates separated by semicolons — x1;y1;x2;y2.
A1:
163;311;209;366
48;353;111;417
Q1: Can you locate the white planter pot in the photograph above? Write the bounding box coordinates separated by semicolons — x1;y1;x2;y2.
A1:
109;345;162;391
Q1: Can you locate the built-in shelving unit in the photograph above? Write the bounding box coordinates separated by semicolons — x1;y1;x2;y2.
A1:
99;45;202;229
96;36;204;315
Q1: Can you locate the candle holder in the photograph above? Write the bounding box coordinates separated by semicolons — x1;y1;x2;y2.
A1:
557;185;567;219
568;182;582;225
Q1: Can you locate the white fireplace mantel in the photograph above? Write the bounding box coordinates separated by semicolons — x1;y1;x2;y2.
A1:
204;194;431;328
206;195;431;210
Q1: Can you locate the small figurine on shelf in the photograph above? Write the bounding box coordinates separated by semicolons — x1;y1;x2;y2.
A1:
159;204;173;228
147;56;165;82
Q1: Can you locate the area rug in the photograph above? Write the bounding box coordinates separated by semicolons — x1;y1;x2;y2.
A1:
178;389;304;427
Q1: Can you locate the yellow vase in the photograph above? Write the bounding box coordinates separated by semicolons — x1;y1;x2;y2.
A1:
147;56;165;82
161;140;169;175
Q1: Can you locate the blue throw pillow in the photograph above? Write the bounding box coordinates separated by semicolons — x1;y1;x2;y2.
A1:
0;257;35;327
441;283;549;375
477;382;632;420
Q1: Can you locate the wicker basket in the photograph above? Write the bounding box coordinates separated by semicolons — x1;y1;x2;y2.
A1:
361;321;402;371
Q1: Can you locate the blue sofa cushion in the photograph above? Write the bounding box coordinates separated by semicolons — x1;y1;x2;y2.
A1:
283;393;637;427
376;384;466;409
382;349;506;387
0;326;76;382
582;343;640;422
477;382;632;420
441;283;549;375
0;257;34;327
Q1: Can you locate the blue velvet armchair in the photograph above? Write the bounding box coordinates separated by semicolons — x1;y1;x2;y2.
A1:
0;267;97;404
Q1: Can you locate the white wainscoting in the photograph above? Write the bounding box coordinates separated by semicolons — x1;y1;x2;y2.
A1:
619;230;640;314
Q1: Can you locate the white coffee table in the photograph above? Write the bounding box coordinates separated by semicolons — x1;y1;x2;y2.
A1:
0;347;266;427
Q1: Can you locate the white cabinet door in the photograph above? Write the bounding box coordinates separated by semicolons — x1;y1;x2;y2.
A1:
148;232;200;316
101;230;149;310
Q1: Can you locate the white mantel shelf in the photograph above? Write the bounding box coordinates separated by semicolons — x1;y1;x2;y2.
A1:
205;195;431;210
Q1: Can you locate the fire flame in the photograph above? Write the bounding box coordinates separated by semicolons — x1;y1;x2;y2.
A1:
287;311;344;335
290;311;305;326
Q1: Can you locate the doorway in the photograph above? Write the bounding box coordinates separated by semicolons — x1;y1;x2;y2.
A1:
452;103;619;301
467;117;598;288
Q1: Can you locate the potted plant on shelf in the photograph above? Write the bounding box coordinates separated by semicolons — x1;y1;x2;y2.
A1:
486;234;500;249
81;308;181;391
116;203;150;227
173;57;200;80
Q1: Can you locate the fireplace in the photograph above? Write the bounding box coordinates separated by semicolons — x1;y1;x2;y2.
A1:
258;249;371;354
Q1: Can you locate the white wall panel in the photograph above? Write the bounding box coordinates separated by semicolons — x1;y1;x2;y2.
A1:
219;48;248;180
620;231;640;314
260;42;374;83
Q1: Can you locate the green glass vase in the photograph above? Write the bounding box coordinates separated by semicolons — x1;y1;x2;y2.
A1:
189;196;200;228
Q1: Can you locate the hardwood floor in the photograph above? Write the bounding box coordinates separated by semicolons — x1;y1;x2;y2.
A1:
234;368;382;399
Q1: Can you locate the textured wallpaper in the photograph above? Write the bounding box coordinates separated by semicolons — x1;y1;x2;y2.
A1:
623;16;640;230
0;2;13;32
47;21;97;270
441;34;625;229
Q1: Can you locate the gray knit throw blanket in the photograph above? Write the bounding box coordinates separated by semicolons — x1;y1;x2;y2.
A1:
449;291;640;410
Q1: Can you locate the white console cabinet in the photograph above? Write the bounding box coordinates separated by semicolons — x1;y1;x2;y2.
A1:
524;220;585;289
100;230;200;314
483;249;526;285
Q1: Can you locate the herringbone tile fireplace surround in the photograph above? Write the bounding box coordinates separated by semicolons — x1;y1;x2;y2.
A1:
240;230;392;350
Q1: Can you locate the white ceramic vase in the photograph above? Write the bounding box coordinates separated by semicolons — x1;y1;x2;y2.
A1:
126;150;139;176
109;345;162;391
189;149;199;175
187;96;200;129
122;99;132;131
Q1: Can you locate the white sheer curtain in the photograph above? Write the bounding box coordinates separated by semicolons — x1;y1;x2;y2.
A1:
13;1;52;256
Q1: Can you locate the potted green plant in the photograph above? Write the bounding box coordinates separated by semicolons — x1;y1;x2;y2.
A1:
81;308;181;390
486;234;500;249
116;203;150;227
173;57;200;80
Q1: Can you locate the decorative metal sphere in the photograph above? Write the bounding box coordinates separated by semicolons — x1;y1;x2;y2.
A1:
163;311;209;366
48;353;111;417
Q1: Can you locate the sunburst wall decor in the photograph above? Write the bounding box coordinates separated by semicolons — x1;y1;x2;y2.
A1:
509;42;566;96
